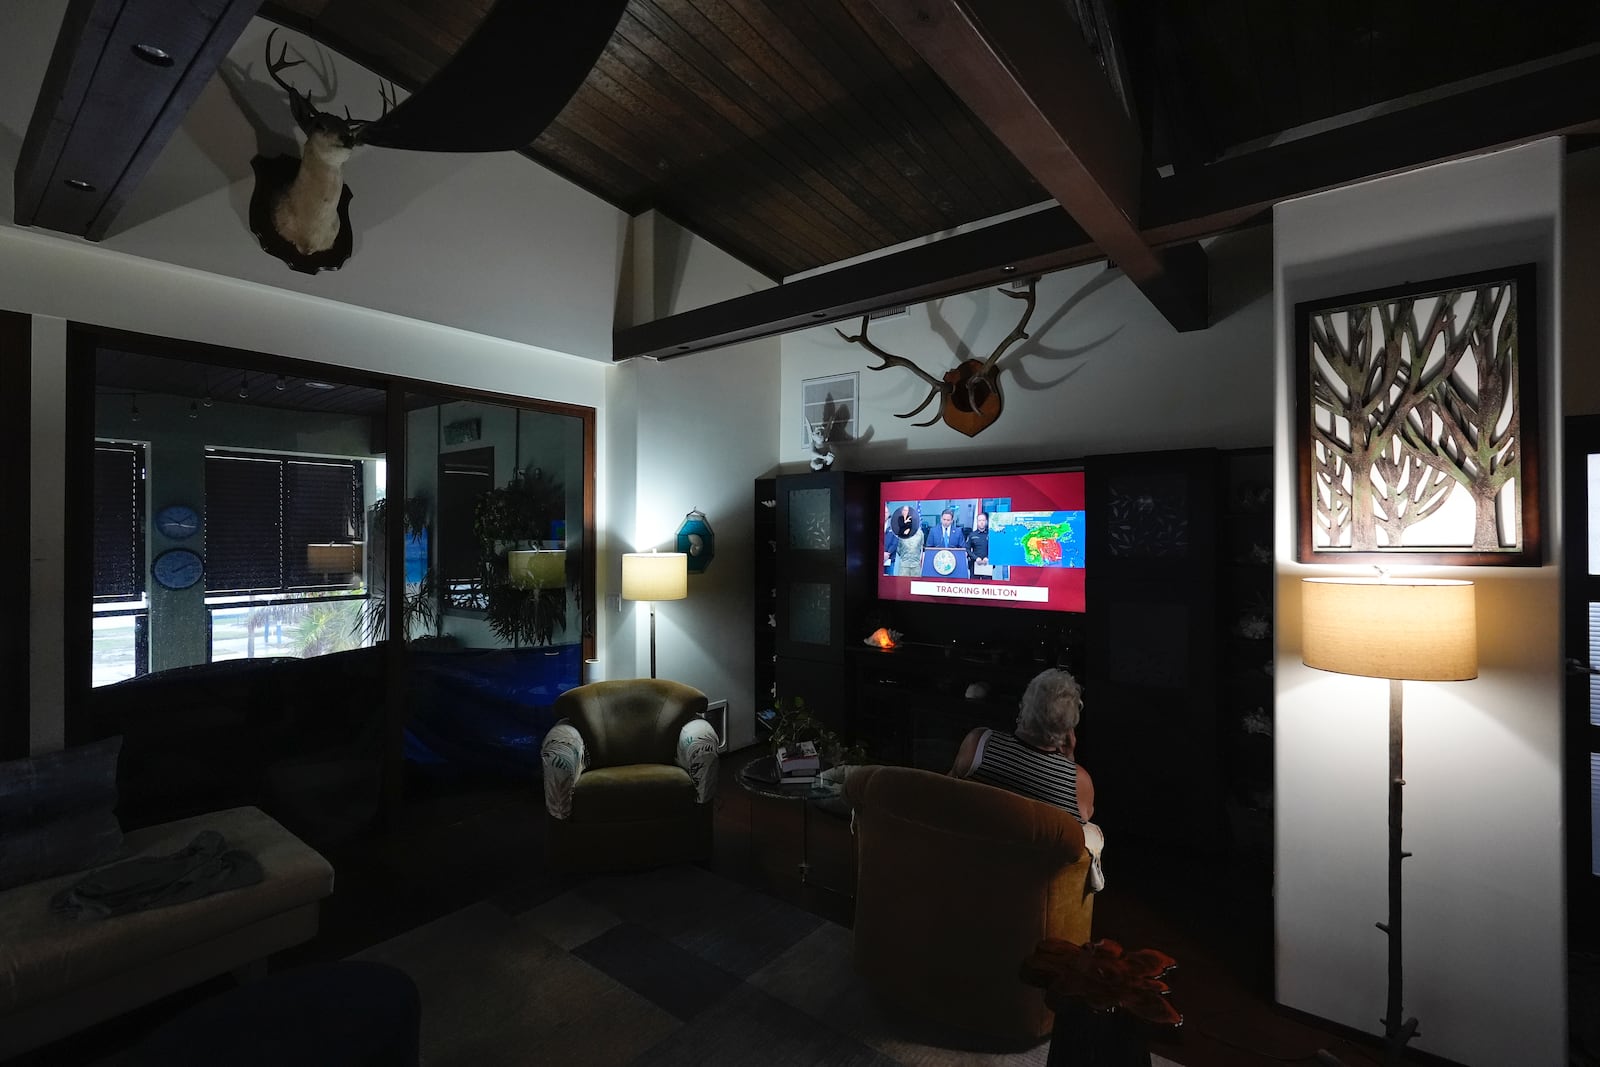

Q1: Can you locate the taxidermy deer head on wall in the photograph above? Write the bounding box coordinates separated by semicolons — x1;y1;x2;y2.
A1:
249;29;397;274
836;277;1038;438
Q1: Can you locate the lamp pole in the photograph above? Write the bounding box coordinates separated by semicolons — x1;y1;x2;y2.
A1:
648;601;658;679
1379;678;1419;1062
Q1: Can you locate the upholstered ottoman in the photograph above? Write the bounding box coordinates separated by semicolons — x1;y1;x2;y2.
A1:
0;806;335;1059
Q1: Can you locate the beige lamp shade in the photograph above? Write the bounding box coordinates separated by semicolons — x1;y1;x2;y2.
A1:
306;542;364;574
621;552;687;602
508;549;566;588
1301;577;1477;681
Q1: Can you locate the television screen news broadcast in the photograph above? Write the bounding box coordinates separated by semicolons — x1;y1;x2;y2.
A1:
878;469;1086;614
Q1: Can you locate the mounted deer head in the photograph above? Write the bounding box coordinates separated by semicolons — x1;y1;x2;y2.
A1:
248;29;397;273
836;277;1037;437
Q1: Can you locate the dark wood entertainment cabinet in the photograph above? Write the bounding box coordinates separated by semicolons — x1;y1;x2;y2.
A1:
847;639;1084;771
752;451;1273;856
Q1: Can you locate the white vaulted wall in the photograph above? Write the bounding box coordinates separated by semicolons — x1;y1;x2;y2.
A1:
778;227;1275;472
0;7;624;358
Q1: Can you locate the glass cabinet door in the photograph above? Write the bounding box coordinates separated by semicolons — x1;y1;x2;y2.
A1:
774;471;845;661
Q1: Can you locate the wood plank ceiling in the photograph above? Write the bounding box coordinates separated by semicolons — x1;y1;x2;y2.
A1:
264;0;1047;280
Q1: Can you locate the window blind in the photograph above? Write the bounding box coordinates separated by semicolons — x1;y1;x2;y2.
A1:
285;459;362;589
92;444;144;600
205;455;283;594
205;453;363;595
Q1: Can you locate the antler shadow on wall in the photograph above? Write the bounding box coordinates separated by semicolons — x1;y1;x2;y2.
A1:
837;269;1124;438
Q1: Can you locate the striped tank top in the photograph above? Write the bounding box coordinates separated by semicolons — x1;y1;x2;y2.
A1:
967;729;1083;821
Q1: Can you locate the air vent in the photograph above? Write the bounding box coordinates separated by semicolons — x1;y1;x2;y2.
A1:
866;305;909;323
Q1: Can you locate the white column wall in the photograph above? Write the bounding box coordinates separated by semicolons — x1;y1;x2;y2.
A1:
1272;139;1565;1066
612;213;780;749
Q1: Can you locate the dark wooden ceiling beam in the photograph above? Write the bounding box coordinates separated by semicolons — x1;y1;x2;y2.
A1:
616;49;1600;363
1144;48;1600;236
616;208;1096;361
15;0;263;241
864;0;1207;332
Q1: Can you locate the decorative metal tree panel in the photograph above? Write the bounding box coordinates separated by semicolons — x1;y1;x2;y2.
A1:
1295;265;1541;565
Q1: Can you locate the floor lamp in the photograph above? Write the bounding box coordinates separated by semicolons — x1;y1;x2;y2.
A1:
1301;577;1477;1064
621;551;687;679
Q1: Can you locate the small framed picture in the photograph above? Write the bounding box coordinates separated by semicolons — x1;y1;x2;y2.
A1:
1294;264;1540;565
800;372;859;445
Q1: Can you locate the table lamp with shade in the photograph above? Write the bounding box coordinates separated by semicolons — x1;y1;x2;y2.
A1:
622;551;687;679
507;548;566;590
1300;576;1477;1065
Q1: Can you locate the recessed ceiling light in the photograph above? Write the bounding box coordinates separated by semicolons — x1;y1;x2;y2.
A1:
63;178;95;192
131;43;174;67
304;380;337;390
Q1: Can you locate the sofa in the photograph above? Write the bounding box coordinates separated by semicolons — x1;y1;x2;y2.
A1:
0;806;335;1059
844;764;1096;1045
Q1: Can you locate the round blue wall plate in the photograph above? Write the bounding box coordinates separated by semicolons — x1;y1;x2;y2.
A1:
152;548;204;590
155;504;200;540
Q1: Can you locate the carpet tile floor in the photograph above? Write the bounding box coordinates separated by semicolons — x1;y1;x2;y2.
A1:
361;862;1181;1067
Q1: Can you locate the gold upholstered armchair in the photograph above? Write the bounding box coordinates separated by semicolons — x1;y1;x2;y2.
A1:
844;765;1095;1045
539;679;718;872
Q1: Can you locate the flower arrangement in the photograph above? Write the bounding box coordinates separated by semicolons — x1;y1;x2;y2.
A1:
1021;938;1182;1026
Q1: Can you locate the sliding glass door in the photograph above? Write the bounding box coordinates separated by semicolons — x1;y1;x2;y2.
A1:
72;327;594;836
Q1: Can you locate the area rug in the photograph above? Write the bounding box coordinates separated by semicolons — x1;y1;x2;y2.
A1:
352;863;1182;1066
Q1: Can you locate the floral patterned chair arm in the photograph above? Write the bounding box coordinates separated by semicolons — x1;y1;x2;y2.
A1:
675;718;720;804
541;721;587;820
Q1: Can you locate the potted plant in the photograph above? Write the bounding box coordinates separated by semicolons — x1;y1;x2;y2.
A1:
766;694;866;769
473;466;570;646
357;495;437;643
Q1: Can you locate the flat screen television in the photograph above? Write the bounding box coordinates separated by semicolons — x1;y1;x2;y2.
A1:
878;469;1086;614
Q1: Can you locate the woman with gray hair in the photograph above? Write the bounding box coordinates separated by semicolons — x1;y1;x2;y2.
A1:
949;667;1095;821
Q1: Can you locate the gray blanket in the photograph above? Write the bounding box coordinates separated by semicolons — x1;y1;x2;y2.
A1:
50;830;264;921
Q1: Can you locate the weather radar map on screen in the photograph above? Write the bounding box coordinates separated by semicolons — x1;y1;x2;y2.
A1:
878;470;1086;614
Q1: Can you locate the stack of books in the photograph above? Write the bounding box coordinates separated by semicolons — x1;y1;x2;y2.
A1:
775;740;821;784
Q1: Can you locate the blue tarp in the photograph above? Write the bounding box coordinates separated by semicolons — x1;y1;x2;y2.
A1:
404;645;583;778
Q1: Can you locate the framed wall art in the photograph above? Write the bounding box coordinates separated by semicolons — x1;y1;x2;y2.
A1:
1295;264;1540;566
800;372;858;446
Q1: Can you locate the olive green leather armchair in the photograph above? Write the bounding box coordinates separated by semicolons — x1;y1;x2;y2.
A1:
539;679;718;872
844;765;1095;1046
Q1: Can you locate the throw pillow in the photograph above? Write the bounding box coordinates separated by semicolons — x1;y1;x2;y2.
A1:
0;736;125;890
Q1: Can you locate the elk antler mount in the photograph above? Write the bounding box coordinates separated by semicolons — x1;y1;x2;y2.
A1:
836;277;1038;438
248;29;398;274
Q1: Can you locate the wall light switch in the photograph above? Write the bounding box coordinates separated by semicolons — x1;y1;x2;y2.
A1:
606;593;622;613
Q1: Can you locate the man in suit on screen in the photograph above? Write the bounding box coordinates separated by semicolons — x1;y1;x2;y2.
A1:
927;507;966;549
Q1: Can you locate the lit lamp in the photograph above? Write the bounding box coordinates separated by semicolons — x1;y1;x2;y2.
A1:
306;541;364;576
507;548;566;589
621;551;687;679
1301;576;1477;1065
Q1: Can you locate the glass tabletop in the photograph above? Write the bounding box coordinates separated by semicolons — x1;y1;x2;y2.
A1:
737;753;847;806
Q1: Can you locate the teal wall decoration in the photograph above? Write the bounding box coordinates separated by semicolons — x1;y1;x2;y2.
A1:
676;509;715;574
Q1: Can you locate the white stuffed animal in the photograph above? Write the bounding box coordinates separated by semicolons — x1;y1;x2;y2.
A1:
807;421;835;471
